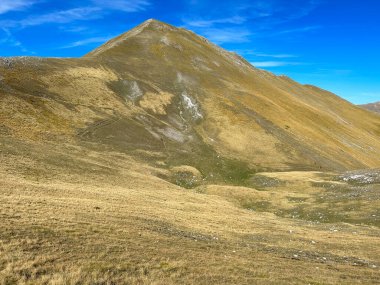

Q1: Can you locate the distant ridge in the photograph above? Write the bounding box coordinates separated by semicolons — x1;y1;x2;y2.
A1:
360;101;380;114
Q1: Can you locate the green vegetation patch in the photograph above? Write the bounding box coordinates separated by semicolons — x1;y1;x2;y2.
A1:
241;200;272;212
248;174;285;190
166;141;255;187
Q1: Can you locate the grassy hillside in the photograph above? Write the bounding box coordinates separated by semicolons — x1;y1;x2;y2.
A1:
0;138;379;284
1;20;380;176
0;19;379;284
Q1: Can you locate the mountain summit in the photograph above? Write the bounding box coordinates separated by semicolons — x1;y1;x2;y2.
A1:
1;20;380;177
86;19;177;57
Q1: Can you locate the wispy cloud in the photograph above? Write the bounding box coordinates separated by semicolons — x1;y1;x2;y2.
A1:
184;16;246;28
253;53;297;58
184;0;322;30
0;28;29;52
1;7;102;29
286;0;322;20
92;0;151;12
60;25;89;33
237;50;297;58
61;36;114;49
254;0;322;24
182;14;251;44
276;25;321;35
0;0;152;29
182;0;322;45
316;68;352;76
201;28;252;44
0;28;21;46
0;0;38;14
0;0;153;53
360;92;380;102
250;61;301;67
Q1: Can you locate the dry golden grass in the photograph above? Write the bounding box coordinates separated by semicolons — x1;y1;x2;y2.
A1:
139;92;174;115
0;139;379;284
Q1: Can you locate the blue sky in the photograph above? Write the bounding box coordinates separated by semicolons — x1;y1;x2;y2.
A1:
0;0;379;104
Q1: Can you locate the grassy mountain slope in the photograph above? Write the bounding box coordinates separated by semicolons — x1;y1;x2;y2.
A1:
0;19;379;284
1;19;380;178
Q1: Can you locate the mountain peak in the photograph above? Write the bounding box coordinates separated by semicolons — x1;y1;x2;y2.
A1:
84;19;252;71
143;18;171;26
85;19;177;57
143;18;160;24
136;18;177;31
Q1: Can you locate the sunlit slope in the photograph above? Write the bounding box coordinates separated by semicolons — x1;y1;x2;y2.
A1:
1;19;380;172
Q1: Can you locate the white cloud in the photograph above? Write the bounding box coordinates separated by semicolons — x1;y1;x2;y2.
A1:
184;16;246;28
250;61;301;67
182;14;251;44
0;28;28;52
92;0;151;12
360;92;380;102
0;0;37;14
255;53;297;58
184;0;322;32
60;26;89;33
0;1;151;29
61;36;114;48
237;50;297;58
22;7;102;27
0;7;102;29
201;28;252;44
276;26;321;35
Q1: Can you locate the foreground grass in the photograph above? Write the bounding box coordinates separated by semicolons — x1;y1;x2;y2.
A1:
0;140;379;284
